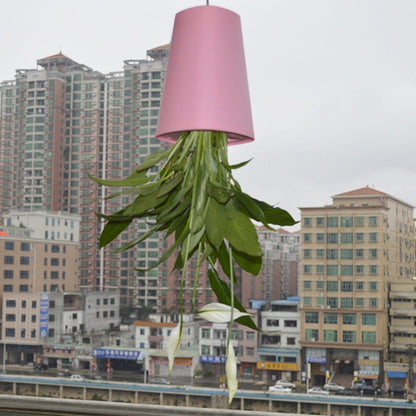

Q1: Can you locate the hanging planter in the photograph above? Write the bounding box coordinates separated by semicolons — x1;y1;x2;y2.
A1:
93;5;296;403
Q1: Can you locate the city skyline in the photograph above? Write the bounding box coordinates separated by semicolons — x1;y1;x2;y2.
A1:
0;0;414;224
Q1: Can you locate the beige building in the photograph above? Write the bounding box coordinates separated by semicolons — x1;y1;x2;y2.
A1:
299;186;414;387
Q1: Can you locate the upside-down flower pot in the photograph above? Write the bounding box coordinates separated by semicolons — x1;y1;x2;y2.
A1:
156;5;254;144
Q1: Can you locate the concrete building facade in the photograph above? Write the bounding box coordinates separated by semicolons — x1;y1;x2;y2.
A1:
299;186;415;387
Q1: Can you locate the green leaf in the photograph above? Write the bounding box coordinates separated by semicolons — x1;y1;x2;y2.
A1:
130;192;168;217
232;247;262;276
223;203;263;257
99;220;131;248
136;149;170;173
88;170;148;188
156;173;184;198
206;182;233;204
234;191;267;224
205;198;227;252
252;198;298;226
208;267;258;331
229;159;253;169
114;226;157;253
217;243;236;284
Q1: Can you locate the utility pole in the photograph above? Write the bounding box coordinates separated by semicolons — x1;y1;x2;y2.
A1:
409;345;414;397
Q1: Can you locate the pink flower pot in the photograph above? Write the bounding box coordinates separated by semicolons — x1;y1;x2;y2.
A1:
156;5;254;145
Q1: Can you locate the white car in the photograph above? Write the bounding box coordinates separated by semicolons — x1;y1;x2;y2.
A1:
268;384;293;394
274;379;296;390
307;387;329;395
69;374;85;381
324;382;345;392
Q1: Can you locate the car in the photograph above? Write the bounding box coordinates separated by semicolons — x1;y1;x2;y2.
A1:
268;384;293;394
273;379;296;390
87;375;103;381
150;377;170;385
69;374;85;381
58;370;71;378
388;387;407;398
307;387;329;395
35;363;48;371
324;382;345;392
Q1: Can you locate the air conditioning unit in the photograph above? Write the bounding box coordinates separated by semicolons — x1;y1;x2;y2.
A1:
318;276;324;281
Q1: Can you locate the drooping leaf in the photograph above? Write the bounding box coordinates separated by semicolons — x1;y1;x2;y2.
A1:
166;324;181;374
232;247;262;276
206;182;233;204
88;170;148;187
205;199;227;252
197;303;252;323
223;207;262;257
217;243;236;283
252;198;298;226
99;220;131;248
208;267;258;331
226;338;237;403
234;191;267;224
136;149;170;173
229;158;253;170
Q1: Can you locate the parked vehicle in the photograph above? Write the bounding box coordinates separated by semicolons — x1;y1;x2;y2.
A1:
69;374;85;381
268;384;293;394
273;379;296;390
307;387;329;395
34;363;48;371
58;370;71;378
324;382;345;392
388;387;407;398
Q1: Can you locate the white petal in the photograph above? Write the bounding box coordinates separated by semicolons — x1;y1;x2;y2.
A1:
166;325;181;374
226;338;238;403
197;303;251;323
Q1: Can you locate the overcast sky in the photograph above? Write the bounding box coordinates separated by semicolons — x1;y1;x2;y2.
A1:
1;0;415;228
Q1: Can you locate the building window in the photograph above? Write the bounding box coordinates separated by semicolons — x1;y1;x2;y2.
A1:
324;330;337;342
21;242;30;251
4;270;13;279
341;265;353;276
327;281;338;292
31;315;36;323
4;256;14;265
5;241;14;250
327;217;338;227
303;265;312;274
355;216;364;226
369;281;378;291
369;265;378;275
266;319;279;327
356;298;364;307
303;280;312;289
342;331;356;343
355;249;364;259
316;233;324;242
303;217;312;226
369;216;378;226
327;265;338;276
341;281;353;292
355;265;364;275
316;217;324;226
342;313;356;325
21;329;26;338
51;245;60;253
20;270;29;279
355;281;364;290
51;258;59;266
303;297;311;306
316;249;324;258
246;347;255;356
355;233;364;242
369;249;377;259
316;280;324;290
305;312;319;323
327;249;338;260
340;233;353;244
201;345;210;355
31;329;36;338
303;233;312;243
31;301;37;308
362;313;376;325
327;297;338;308
316;265;324;275
369;298;378;307
327;233;338;244
324;313;337;324
362;331;376;344
21;314;26;322
19;285;29;292
341;217;353;227
305;329;319;342
20;256;30;265
246;331;255;340
5;314;16;322
287;337;296;346
316;296;324;306
5;300;16;307
369;233;378;242
5;328;15;337
304;249;312;258
341;249;353;259
3;285;13;292
340;298;353;308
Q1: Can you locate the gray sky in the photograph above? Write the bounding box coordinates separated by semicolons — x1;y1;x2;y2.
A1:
1;0;415;227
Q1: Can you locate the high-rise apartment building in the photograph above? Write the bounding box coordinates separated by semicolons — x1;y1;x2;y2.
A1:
0;47;169;310
299;187;415;387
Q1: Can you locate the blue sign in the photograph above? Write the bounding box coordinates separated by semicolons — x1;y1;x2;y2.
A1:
39;293;49;338
307;356;326;363
93;348;141;360
200;356;226;363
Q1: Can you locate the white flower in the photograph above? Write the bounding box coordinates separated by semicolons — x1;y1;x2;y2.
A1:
197;303;251;323
166;324;181;374
226;338;237;403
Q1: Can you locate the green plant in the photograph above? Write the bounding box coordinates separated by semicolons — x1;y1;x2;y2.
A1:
93;130;296;401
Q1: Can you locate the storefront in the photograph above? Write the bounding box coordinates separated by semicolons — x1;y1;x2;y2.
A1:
257;361;298;385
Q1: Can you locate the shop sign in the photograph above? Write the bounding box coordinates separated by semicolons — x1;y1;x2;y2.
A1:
93;348;140;360
257;362;298;371
200;356;226;363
